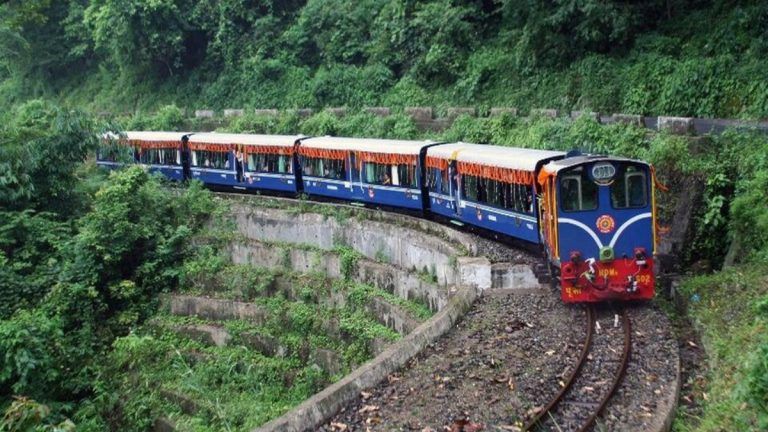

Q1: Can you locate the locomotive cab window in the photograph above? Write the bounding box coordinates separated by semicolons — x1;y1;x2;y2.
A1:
611;165;648;208
560;167;598;212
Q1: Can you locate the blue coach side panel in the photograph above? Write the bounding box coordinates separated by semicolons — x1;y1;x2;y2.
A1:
298;137;432;210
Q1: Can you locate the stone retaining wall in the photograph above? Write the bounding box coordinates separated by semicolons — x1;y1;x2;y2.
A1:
225;197;541;293
230;239;449;313
231;204;464;287
179;107;768;135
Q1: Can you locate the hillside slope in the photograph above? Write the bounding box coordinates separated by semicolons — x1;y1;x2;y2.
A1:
1;0;766;118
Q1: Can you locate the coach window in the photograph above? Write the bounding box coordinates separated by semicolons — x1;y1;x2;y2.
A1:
512;183;534;214
158;148;179;165
611;165;648;208
98;143;131;162
396;164;417;188
192;150;228;169
560;167;598;212
485;179;504;208
364;163;390;185
462;175;480;201
304;157;345;179
427;168;449;193
426;168;438;191
138;149;153;164
249;154;292;173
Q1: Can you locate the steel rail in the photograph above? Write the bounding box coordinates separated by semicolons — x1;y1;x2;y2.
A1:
524;305;595;431
576;308;632;432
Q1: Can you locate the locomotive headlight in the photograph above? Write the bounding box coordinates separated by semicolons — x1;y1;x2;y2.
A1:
634;247;648;267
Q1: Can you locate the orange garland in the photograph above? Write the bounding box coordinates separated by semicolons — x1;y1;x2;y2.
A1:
240;145;294;156
125;139;180;149
357;151;417;167
188;142;234;152
425;156;449;171
457;161;534;185
298;146;348;160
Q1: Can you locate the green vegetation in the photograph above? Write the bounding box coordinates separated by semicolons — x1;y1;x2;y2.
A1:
3;95;767;430
0;99;220;429
1;1;767;118
675;266;768;431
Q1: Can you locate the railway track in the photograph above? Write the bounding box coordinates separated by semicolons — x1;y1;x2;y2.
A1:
524;306;632;432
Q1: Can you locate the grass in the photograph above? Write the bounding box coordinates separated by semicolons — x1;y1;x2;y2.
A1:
672;264;768;431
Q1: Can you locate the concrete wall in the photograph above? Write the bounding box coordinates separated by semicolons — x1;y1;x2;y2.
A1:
165;294;269;324
229;239;448;312
225;197;542;294
141;106;768;135
232;205;463;287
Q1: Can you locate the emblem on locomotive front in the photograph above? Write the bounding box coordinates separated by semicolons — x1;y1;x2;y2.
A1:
596;214;615;234
368;187;374;198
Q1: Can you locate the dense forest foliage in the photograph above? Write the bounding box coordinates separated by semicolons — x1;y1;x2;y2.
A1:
1;0;767;118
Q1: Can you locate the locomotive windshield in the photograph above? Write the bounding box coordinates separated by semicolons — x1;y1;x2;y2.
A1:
610;164;648;208
559;162;649;212
560;166;598;211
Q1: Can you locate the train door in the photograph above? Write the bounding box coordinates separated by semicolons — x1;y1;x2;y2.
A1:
235;146;244;183
180;135;191;181
449;160;461;216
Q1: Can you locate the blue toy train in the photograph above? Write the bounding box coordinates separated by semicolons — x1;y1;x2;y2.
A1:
98;131;661;302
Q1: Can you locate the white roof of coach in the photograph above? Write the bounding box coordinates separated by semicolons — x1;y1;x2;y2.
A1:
189;133;302;147
428;142;565;172
302;136;433;155
124;131;189;141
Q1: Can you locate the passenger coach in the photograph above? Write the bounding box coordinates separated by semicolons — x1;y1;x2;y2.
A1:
188;133;303;192
297;137;436;210
425;143;564;243
98;131;189;181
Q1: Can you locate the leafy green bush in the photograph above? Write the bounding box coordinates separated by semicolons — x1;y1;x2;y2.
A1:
0;167;216;407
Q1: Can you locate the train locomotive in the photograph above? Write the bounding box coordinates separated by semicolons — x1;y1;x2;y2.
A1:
98;131;661;302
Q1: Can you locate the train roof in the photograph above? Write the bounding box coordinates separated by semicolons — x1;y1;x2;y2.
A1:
541;155;650;174
189;133;302;147
123;131;190;141
428;142;566;172
301;136;434;155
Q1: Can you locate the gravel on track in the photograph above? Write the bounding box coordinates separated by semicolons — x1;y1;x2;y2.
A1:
322;291;583;431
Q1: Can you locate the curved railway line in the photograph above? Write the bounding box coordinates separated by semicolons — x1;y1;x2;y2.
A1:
206;192;678;431
525;306;632;432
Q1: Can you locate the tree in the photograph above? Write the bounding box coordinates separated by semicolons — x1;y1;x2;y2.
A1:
0;100;97;213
